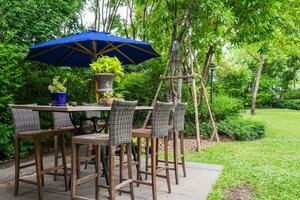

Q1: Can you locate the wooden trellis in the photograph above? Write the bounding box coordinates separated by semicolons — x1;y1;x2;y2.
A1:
143;38;219;152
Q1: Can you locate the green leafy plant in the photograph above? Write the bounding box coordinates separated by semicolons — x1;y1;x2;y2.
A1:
48;76;67;93
102;91;113;99
114;92;124;100
197;117;265;141
90;56;124;82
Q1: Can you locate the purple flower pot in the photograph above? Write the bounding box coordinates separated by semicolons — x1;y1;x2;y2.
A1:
51;92;67;106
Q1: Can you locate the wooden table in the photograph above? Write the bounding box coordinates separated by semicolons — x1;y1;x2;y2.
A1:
10;104;153;112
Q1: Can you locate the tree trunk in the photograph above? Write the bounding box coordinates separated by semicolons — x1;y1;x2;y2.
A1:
251;56;264;115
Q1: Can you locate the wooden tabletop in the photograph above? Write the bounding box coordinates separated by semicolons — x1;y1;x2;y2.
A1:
10;105;153;112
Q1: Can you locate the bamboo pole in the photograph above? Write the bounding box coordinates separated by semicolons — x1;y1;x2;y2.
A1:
187;35;201;151
190;41;219;142
142;66;168;128
197;75;219;142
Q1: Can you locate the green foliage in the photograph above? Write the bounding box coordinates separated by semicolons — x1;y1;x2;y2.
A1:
283;89;300;100
116;59;166;105
274;99;300;110
114;92;124;100
202;95;243;121
102;91;113;99
218;118;265;141
48;76;67;93
90;56;124;82
0;123;14;159
215;64;252;99
198;117;265;141
0;0;85;160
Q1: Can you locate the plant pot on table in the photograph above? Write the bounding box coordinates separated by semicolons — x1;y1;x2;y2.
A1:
94;73;116;95
100;98;114;106
51;92;67;106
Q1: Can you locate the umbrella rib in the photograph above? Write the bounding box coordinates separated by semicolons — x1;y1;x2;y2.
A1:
75;42;94;55
57;49;76;65
100;43;128;55
63;45;92;55
126;43;158;56
106;42;135;64
28;45;62;59
96;43;112;56
57;42;85;65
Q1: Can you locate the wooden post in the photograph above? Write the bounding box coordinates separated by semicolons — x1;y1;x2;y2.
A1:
187;35;201;151
198;76;219;142
95;80;100;104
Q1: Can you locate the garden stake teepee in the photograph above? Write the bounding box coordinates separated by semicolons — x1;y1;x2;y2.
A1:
143;39;202;151
143;37;219;152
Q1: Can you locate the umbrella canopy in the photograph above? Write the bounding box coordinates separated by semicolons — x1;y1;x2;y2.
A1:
27;30;160;66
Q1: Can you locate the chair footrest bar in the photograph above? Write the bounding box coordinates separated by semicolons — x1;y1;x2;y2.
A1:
139;171;168;178
45;172;69;176
132;179;152;186
20;162;36;169
19;179;37;185
156;166;168;173
115;179;133;190
76;174;97;185
41;164;65;175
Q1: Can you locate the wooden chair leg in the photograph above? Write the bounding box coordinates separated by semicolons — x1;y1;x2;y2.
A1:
84;144;90;169
59;135;68;191
71;143;77;199
151;138;157;200
136;137;141;187
95;145;100;200
33;136;43;200
109;145;116;200
145;138;149;180
39;143;44;187
164;137;171;193
173;130;179;184
155;138;159;167
119;144;124;195
101;145;109;185
180;132;186;177
14;136;20;196
127;143;135;200
53;135;59;181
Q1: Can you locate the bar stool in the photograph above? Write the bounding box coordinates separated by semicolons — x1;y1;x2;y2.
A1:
71;100;138;200
168;103;187;184
52;112;75;181
82;103;107;170
132;101;173;200
9;105;68;200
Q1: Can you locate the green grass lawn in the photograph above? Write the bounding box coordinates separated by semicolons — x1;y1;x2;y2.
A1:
186;109;300;199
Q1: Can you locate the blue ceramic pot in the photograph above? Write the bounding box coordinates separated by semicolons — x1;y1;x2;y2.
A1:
51;92;67;106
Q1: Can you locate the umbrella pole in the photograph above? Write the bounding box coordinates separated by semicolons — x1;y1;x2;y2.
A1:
95;80;100;104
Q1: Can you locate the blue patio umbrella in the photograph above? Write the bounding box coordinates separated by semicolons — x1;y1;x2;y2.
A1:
27;30;160;66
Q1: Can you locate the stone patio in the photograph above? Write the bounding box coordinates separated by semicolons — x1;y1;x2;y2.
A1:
0;153;223;200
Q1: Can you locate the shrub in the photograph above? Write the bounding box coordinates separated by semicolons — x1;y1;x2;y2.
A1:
283;89;300;100
218;118;265;141
273;99;300;110
201;95;243;121
197;117;265;141
0;123;14;159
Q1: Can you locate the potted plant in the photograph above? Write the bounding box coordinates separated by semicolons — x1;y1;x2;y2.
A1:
90;56;124;95
114;92;125;101
48;76;67;106
100;91;114;106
